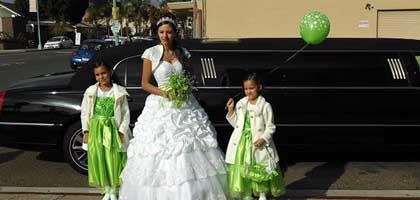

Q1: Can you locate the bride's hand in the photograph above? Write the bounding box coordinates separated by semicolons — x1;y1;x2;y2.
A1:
164;91;176;100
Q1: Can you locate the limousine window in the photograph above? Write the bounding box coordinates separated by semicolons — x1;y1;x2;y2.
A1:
113;55;143;87
195;52;277;87
126;57;142;87
265;52;408;87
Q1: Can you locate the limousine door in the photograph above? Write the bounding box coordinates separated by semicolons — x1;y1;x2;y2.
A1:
113;55;150;128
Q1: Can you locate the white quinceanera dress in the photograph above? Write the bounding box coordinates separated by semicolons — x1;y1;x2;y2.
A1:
119;54;228;200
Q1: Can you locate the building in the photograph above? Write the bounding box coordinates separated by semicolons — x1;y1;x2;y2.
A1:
168;0;420;40
0;2;22;38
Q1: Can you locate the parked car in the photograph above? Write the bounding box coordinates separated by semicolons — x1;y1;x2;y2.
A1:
104;36;131;45
1;38;420;174
131;36;154;43
70;39;107;69
43;36;73;49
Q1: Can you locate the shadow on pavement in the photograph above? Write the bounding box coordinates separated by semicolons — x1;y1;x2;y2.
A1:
36;151;66;163
286;162;346;197
0;150;24;164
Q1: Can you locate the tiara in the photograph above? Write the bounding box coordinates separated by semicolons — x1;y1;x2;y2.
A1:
156;17;176;26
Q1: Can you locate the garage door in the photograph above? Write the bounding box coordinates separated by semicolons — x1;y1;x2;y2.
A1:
378;10;420;40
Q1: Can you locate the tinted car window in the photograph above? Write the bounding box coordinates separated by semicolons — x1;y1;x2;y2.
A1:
194;52;277;87
267;52;405;87
126;57;142;87
112;55;144;87
80;42;104;51
113;61;127;86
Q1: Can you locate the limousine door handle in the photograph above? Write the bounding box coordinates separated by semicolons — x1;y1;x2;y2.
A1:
127;96;133;102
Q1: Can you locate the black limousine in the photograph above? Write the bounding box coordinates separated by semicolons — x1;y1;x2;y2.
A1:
1;38;420;174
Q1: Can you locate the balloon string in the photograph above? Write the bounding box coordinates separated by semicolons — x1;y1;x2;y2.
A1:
268;43;309;74
284;43;309;63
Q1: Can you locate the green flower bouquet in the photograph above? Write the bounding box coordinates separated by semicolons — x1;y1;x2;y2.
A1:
160;71;193;109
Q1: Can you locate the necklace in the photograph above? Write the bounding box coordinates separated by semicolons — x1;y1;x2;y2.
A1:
163;50;177;62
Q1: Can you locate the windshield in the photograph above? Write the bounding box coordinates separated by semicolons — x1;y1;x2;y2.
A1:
80;42;104;51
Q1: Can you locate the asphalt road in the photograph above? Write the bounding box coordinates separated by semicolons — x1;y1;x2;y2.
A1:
0;49;74;90
1;50;420;192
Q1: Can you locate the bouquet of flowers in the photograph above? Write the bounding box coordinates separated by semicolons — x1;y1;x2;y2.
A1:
160;71;194;109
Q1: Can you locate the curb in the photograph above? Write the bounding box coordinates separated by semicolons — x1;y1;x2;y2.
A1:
0;49;40;55
0;47;77;55
2;187;420;198
285;189;420;198
0;187;100;194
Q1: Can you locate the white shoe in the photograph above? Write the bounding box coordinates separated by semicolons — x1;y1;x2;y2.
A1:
110;194;118;200
258;193;267;200
102;193;110;200
258;196;267;200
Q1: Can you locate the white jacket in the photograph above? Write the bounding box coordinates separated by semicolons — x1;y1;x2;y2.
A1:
225;96;279;165
80;83;131;151
141;44;191;72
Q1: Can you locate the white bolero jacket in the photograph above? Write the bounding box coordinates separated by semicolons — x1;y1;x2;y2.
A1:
225;96;279;165
80;83;131;151
141;44;191;72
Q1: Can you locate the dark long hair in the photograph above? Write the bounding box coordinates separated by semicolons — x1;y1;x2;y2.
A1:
155;14;180;50
155;14;190;65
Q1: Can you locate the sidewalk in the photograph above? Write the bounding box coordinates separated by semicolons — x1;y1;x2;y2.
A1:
0;48;39;55
2;187;420;200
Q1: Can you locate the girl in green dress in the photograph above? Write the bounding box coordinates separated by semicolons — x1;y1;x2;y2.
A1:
81;61;131;200
225;73;285;200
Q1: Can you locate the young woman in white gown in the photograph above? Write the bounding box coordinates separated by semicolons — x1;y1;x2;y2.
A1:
119;15;228;200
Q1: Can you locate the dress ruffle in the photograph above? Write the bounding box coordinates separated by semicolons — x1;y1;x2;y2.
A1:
119;94;228;200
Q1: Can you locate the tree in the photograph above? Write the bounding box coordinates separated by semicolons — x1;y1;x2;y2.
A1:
39;0;71;21
14;0;30;19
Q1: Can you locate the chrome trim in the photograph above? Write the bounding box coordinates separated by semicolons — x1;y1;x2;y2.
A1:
396;58;406;79
212;123;420;127
204;58;211;78
124;63;128;86
189;49;420;53
126;86;143;89
113;55;141;71
210;58;217;78
387;59;397;79
200;58;208;78
201;58;217;79
205;58;213;78
124;86;420;90
0;122;62;127
198;86;420;90
391;58;402;79
276;124;420;127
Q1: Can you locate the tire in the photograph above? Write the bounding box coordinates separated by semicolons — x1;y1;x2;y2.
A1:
70;64;78;70
63;122;88;175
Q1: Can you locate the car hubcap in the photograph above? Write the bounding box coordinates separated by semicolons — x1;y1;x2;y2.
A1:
69;128;88;171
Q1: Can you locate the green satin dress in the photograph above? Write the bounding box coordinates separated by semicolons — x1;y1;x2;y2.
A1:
228;111;285;198
88;96;127;194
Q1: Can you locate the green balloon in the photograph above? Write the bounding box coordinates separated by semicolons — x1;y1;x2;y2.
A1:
300;11;330;45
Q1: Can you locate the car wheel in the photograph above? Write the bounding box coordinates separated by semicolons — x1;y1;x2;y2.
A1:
63;122;88;174
70;64;78;70
59;44;63;49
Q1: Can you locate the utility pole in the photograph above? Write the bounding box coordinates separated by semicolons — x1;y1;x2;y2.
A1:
111;0;120;46
36;0;42;50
